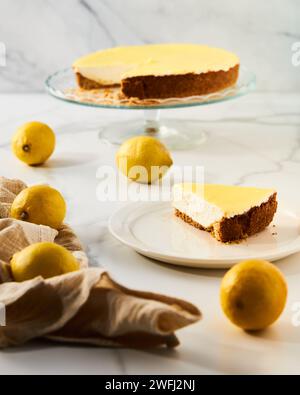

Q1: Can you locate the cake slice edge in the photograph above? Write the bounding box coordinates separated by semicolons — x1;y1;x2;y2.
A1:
175;192;277;243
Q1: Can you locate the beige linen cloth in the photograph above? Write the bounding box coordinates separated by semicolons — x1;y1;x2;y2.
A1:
0;177;201;348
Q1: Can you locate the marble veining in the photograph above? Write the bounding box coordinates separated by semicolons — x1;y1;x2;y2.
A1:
0;0;299;92
0;91;299;373
0;0;299;374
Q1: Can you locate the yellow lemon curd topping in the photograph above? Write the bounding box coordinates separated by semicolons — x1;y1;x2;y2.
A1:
73;44;239;84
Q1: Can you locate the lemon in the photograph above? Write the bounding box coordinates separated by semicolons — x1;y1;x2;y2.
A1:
11;242;79;282
220;259;287;331
12;121;55;165
10;185;66;229
116;136;173;184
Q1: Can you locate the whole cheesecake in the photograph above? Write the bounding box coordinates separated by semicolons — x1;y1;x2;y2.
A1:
172;184;277;243
73;44;240;100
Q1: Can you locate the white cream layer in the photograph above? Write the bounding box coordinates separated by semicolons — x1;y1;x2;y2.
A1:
76;65;132;85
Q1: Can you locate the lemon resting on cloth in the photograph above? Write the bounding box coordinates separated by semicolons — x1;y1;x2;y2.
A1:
10;184;66;230
11;242;80;282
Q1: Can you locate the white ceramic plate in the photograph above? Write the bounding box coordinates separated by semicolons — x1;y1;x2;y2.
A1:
109;201;300;269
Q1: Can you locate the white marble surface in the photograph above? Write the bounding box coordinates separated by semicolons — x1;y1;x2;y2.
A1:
0;91;300;374
0;0;299;92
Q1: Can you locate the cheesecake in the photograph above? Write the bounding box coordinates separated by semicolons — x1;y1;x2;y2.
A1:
172;184;277;243
73;44;240;100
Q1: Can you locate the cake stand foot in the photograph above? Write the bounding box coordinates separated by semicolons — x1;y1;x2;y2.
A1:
98;110;206;150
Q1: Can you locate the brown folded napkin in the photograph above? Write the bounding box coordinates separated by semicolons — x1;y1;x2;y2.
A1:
0;177;201;348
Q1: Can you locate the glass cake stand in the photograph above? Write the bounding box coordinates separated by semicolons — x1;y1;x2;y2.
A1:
45;67;256;150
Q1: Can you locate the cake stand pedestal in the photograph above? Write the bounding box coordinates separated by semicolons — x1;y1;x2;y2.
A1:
45;67;255;150
98;110;207;149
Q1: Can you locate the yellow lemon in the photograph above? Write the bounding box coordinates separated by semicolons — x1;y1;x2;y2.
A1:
220;259;287;331
116;136;173;184
10;185;66;229
12;121;55;165
11;242;79;282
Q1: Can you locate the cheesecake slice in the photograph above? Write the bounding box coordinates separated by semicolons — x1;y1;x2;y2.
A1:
172;184;277;243
73;44;239;100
